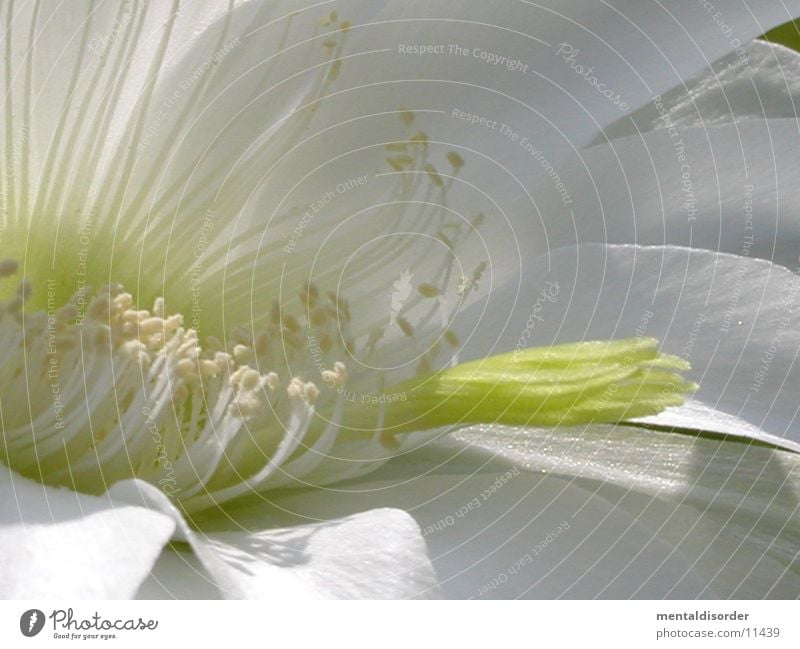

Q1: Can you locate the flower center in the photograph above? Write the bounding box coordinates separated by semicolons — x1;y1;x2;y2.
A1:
0;98;499;513
0;262;347;513
0;257;695;515
0;9;695;512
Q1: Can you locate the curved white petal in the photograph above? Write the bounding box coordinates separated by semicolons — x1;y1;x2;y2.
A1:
1;0;232;221
226;441;716;598
5;0;798;385
212;1;800;334
110;478;440;599
457;244;800;448
599;40;800;142
526;118;800;269
5;4;800;597
320;1;800;156
453;424;800;598
8;0;798;327
0;465;175;598
136;547;223;599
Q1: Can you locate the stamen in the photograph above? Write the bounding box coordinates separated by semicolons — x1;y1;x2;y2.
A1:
0;102;694;515
0;269;352;513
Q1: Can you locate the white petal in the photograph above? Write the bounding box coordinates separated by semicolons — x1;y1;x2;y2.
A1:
514;117;800;269
110;479;440;599
9;1;799;364
636;401;800;454
14;0;792;328
457;244;800;447
136;548;223;600
230;442;715;598
1;0;232;218
0;465;174;598
453;424;800;598
319;1;800;156
219;1;800;325
599;40;800;142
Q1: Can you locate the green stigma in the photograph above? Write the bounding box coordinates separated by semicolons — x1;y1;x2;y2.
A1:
358;337;695;434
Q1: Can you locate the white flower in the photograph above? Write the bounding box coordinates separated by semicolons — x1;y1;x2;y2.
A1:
1;1;799;599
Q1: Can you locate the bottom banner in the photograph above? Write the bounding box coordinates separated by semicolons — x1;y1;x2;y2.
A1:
0;600;797;648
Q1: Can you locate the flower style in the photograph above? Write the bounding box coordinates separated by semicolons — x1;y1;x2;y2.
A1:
2;0;800;599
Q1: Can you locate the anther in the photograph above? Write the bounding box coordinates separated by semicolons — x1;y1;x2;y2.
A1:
233;344;252;365
153;297;165;318
302;281;320;307
283;314;301;333
424;164;444;188
319;334;333;353
319;11;338;27
410;131;429;145
308;307;326;327
396;316;414;337
444;329;460;347
379;430;401;450
288;378;320;405
0;259;18;278
322;361;348;387
417;283;440;298
447;151;465;169
254;331;270;355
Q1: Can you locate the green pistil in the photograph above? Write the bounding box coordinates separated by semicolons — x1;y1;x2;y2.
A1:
375;337;696;433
